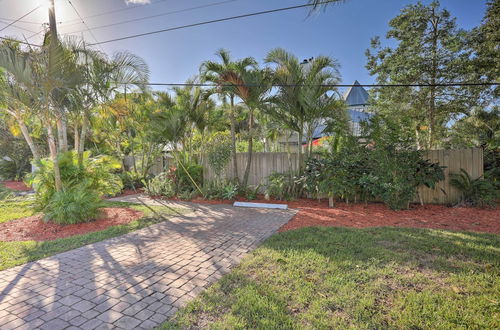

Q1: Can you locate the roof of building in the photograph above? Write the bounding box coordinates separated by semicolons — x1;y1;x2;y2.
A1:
343;80;369;106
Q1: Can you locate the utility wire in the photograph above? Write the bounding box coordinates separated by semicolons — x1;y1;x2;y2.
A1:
65;0;238;34
88;0;339;46
0;35;41;46
0;6;40;33
59;0;170;25
66;0;105;52
116;82;500;88
0;18;39;34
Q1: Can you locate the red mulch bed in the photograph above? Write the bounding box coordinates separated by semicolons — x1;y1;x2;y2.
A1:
112;188;144;198
0;208;143;242
1;181;31;191
156;195;500;234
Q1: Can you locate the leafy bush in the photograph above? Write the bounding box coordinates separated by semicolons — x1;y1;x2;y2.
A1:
120;171;145;190
42;183;103;225
221;182;238;200
143;172;175;197
244;185;261;200
0;135;33;180
265;172;302;201
206;132;232;179
0;185;12;200
28;151;123;209
202;180;239;200
174;162;203;194
300;120;445;210
450;169;498;208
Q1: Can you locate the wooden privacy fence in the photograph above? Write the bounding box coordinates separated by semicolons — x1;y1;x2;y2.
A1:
202;148;484;205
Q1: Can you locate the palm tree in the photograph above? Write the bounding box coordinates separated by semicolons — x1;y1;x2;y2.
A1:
200;49;257;184
0;36;149;191
221;67;273;187
265;48;342;169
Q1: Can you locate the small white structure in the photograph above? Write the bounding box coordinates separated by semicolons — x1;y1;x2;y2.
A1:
233;202;288;210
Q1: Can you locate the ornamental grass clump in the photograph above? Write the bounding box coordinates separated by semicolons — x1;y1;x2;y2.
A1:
42;183;103;225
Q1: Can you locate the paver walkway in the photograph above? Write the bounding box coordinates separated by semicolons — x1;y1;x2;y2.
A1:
0;195;295;330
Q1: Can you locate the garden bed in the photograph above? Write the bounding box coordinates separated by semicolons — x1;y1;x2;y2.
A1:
1;181;31;191
154;195;500;234
0;207;143;242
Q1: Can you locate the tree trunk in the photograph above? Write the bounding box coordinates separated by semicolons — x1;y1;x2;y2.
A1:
242;109;254;187
47;124;62;192
428;12;439;149
229;95;240;184
297;125;304;171
78;117;88;166
6;109;40;161
56;117;68;152
17;117;40;161
74;123;80;151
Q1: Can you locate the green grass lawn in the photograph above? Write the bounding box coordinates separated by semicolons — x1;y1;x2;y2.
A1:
0;198;34;223
163;227;500;329
0;199;187;271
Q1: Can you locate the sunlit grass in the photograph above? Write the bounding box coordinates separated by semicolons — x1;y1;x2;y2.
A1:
163;227;500;329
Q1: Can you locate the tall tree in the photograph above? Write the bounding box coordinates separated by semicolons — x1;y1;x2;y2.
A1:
366;1;479;149
200;49;257;184
265;48;343;168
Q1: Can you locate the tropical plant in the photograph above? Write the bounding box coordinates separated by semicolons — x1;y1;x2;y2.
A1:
265;172;302;201
450;169;497;207
206;131;232;180
42;183;103;225
28;151;123;209
265;48;344;168
200;49;257;184
143;172;175;198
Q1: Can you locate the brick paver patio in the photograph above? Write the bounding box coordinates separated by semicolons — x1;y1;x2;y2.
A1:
0;195;295;329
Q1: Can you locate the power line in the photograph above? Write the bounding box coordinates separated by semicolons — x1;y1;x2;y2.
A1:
0;18;39;34
64;0;238;35
59;0;170;25
117;82;500;87
88;0;339;46
0;35;41;47
0;6;40;33
66;0;105;52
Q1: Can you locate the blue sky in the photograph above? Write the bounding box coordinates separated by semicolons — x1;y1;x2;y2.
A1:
0;0;487;91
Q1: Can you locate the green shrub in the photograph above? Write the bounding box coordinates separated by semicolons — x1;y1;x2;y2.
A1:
120;171;145;190
244;185;261;200
202;180;239;200
206;132;232;179
27;151;123;209
143;172;175;197
0;185;12;200
42;183;103;225
265;172;302;201
300;119;445;210
174;162;203;194
450;169;498;208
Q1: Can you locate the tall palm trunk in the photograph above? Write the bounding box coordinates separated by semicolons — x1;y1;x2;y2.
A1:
47;123;62;192
229;95;240;184
7;109;40;161
297;121;304;171
242;109;254;187
78;116;88;166
56;117;68;152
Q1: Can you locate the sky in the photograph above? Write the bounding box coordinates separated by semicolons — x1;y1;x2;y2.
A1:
0;0;488;92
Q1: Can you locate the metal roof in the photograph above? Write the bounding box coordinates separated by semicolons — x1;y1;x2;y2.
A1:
343;80;369;106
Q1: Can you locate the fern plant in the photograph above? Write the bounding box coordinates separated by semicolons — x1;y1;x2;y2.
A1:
450;169;497;208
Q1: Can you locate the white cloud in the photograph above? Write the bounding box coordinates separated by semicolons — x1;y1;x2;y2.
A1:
125;0;151;5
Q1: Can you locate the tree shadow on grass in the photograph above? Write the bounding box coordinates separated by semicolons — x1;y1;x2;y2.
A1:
265;226;500;275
